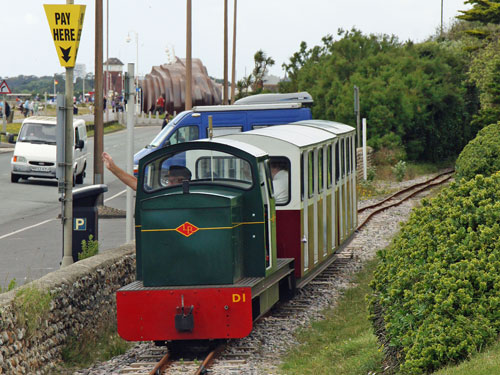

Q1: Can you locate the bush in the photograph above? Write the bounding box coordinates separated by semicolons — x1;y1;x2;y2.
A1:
78;235;99;260
368;173;500;374
392;160;407;182
455;122;500;181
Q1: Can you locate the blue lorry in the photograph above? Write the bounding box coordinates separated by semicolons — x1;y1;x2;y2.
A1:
133;92;313;174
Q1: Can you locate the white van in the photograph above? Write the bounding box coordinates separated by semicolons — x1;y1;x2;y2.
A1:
10;116;88;184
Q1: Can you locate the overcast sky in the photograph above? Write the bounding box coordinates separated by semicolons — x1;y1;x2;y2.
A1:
1;0;471;82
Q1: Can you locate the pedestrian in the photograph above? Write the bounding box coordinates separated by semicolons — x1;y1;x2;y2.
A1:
23;99;29;117
155;95;165;115
5;102;11;122
161;112;169;129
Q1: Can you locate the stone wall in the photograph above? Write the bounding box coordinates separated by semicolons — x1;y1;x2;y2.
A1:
0;244;135;374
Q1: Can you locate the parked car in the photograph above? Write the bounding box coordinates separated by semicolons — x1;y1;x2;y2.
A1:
10;116;88;184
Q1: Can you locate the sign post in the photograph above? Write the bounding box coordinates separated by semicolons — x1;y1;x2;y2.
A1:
0;80;11;142
44;2;86;267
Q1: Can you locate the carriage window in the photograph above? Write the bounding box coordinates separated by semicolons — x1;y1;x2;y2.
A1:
269;156;290;205
308;152;314;198
301;153;304;201
347;139;351;175
142;149;253;192
341;139;345;178
318;148;324;193
352;136;356;172
335;142;340;183
169;126;199;145
327;145;332;188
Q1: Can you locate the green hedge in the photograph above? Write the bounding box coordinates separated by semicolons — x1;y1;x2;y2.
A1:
455;122;500;181
368;174;500;374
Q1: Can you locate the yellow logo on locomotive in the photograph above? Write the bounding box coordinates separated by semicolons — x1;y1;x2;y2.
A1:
175;222;199;237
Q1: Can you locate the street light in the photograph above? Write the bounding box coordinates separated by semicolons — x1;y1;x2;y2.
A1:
126;31;139;82
126;31;139;113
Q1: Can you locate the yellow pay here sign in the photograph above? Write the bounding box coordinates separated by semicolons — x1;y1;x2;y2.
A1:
44;4;86;68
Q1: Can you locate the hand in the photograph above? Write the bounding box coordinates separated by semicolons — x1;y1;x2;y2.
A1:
102;151;114;170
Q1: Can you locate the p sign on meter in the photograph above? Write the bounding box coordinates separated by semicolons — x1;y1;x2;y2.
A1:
73;218;87;231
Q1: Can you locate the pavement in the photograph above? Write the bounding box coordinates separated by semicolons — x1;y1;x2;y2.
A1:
0;142;14;153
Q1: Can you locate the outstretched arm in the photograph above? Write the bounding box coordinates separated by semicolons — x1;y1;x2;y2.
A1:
102;151;137;191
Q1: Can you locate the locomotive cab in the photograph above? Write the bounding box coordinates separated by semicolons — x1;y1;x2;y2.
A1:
136;141;271;286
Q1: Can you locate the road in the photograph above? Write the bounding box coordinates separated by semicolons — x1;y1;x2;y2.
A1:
0;125;161;289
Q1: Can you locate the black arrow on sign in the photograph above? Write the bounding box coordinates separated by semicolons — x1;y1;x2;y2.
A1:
60;47;72;63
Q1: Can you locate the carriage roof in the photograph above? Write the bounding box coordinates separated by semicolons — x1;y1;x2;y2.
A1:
237;124;336;148
292;120;355;135
193;137;269;159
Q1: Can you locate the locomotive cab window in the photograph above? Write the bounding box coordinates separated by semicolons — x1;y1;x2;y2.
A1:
142;149;253;192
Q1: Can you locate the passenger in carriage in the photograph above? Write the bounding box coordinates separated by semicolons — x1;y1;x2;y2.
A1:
270;159;289;204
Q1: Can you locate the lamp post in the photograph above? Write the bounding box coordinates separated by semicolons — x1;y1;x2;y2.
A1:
126;31;139;112
126;31;139;83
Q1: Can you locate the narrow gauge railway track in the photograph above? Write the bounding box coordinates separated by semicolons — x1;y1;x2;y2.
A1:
357;168;454;230
115;170;454;375
119;344;223;374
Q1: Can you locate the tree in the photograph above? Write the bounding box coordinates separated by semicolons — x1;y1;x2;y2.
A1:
457;0;500;38
280;28;477;162
251;50;275;92
458;0;500;24
236;50;275;99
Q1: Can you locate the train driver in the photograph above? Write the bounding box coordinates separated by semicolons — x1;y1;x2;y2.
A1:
270;159;289;204
162;165;192;186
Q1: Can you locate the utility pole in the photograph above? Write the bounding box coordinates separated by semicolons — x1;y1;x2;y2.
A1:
230;0;237;104
105;0;110;123
61;37;74;267
94;0;104;202
185;0;192;110
354;85;360;147
44;1;86;266
125;63;135;243
223;0;229;104
441;0;444;37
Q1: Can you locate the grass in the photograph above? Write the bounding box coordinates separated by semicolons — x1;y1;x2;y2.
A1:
280;259;383;375
13;285;54;339
432;341;500;375
49;321;132;374
357;158;456;200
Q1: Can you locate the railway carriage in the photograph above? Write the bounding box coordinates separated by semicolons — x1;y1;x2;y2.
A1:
293;120;358;245
116;121;356;343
